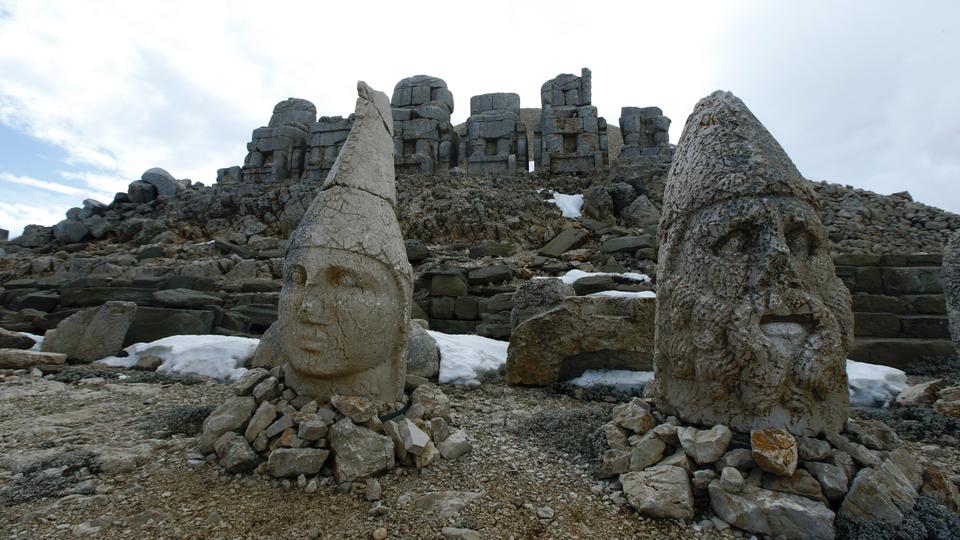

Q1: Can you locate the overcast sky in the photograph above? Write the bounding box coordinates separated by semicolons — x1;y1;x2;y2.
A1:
1;0;958;238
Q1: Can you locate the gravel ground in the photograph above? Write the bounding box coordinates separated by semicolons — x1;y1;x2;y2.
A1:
0;368;740;540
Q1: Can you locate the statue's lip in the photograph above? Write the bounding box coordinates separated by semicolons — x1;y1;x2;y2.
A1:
759;313;815;337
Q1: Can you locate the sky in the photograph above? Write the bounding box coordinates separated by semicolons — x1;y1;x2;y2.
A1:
0;0;958;238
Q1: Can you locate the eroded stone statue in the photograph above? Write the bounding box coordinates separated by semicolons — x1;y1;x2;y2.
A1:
652;91;854;436
255;81;412;403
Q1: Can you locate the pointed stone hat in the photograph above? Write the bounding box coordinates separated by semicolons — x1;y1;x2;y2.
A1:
658;90;820;269
287;81;410;286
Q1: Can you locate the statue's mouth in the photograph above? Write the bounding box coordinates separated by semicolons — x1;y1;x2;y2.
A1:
759;313;815;339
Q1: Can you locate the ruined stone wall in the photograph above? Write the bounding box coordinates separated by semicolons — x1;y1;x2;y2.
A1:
836;253;957;367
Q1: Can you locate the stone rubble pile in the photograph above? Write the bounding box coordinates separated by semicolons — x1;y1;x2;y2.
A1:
199;367;472;487
598;397;960;539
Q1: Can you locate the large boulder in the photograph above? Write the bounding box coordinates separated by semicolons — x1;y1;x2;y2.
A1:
41;301;137;362
506;295;655;386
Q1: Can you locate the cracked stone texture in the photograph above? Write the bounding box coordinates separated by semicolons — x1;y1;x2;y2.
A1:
41;301;137;362
261;82;412;403
944;230;960;350
652;91;854;437
505;295;654;386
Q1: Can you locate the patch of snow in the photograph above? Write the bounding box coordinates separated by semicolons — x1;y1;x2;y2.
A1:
587;290;656;299
558;269;652;285
567;369;655;392
546;192;584;218
20;332;44;351
846;359;908;407
429;330;509;385
100;335;260;382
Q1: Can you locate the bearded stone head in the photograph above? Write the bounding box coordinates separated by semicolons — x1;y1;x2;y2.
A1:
652;91;854;436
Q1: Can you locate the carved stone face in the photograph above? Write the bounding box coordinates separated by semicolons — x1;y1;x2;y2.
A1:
278;246;404;379
656;195;853;433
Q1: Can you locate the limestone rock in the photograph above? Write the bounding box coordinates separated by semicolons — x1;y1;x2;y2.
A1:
200;396;256;453
268;448;330;477
328;418;394;482
406;323;439;379
278;82;411;403
677;425;732;465
214;432;261;473
751;428;798;477
0;328;35;350
620;465;694;519
41;301;137;362
653;91;853;437
506;296;655;386
0;349;66;368
410;384;450;421
944;230;960;349
709;482;835;539
436;429;472;460
612;398;655;434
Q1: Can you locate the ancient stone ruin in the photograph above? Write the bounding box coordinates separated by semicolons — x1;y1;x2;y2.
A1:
461;93;528;175
534;68;608;174
241;98;316;183
652;90;854;437
391;75;457;175
253;82;412;403
612;106;675;202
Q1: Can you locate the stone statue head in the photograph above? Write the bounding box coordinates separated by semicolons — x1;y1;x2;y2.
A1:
653;91;854;436
276;82;412;403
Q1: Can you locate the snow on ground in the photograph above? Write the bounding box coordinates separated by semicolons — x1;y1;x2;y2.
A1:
587;290;656;299
567;369;655;392
100;335;259;382
546;192;584;218
847;359;908;407
557;269;651;285
429;330;509;385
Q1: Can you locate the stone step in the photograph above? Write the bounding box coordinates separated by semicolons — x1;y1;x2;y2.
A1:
849;338;957;369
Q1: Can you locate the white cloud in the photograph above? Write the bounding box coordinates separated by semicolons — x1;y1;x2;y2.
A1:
0;171;84;195
0;201;69;238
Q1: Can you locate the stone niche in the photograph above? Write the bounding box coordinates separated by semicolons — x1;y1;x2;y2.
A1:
534;67;608;174
305;115;355;182
391;75;458;175
462;93;527;175
612;106;675;202
242;98;317;183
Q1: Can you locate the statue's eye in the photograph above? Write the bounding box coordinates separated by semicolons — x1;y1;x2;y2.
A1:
786;227;817;257
713;227;754;257
287;265;306;286
326;267;360;288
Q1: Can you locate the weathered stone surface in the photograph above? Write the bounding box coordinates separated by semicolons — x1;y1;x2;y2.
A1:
944;230;960;350
0;348;66;368
839;449;922;524
506;296;654;386
267;448;330;477
652;91;853;437
751;429;798;477
262;82;411;403
612;398;656;434
328;418;394;482
41;301;137;362
0;328;35;349
709;482;835;539
214;432;261;473
803;461;848;502
620;465;694;519
677;425;732;465
406;323;439;379
199;396;256;453
510;277;574;329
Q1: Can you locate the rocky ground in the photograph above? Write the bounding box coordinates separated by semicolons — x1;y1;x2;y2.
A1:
1;362;958;539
